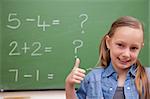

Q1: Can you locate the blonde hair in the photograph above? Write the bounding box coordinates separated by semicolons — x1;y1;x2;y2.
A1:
99;16;150;98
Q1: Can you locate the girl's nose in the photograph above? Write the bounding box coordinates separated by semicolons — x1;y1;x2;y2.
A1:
122;48;130;58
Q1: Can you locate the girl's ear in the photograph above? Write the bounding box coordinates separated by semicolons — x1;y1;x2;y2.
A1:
105;35;111;49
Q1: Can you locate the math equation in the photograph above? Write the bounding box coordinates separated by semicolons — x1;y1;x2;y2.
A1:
6;13;60;31
9;41;52;56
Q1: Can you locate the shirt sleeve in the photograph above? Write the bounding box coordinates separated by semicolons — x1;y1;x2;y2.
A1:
75;68;104;99
76;77;88;99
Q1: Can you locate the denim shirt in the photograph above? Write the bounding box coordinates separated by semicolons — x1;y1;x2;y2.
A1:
76;62;145;99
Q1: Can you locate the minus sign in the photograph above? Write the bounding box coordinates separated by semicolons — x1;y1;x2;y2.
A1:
26;19;36;21
24;75;32;77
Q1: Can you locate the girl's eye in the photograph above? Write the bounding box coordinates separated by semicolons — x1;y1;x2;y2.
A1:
117;43;123;47
131;47;138;51
118;44;122;46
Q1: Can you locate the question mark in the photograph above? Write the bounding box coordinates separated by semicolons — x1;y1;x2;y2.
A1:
73;40;83;58
79;14;88;34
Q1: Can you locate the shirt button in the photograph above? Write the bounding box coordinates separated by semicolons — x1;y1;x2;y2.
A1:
127;87;130;90
109;87;113;91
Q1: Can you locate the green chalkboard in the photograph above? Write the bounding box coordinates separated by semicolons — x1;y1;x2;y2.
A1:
0;0;149;91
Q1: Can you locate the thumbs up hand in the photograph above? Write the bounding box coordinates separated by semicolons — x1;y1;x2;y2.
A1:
66;58;86;85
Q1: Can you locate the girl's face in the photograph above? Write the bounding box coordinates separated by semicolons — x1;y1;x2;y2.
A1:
106;26;143;70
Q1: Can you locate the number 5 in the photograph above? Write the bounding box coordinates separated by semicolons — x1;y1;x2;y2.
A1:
6;13;21;29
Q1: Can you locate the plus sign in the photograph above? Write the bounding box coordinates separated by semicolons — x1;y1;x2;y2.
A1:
21;42;30;54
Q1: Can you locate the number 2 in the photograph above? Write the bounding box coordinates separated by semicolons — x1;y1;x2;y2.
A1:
31;42;42;56
9;41;21;56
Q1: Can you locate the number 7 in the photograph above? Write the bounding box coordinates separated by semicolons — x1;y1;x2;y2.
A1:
8;69;19;82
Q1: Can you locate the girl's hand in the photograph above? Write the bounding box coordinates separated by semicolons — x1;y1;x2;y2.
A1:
66;58;86;86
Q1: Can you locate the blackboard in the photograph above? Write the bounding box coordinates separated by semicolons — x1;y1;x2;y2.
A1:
0;0;149;91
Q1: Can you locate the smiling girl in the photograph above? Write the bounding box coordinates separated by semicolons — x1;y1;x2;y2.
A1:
65;16;150;99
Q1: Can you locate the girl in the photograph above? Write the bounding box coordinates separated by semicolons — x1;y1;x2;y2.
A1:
65;16;150;99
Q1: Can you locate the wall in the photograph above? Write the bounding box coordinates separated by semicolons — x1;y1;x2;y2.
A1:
0;91;65;99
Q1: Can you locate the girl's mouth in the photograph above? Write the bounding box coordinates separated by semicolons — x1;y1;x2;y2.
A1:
118;57;130;65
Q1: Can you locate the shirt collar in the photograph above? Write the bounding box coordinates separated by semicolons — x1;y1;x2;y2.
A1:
102;61;137;78
127;64;137;77
102;61;116;77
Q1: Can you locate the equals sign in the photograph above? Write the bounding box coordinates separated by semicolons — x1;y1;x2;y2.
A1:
24;74;32;78
44;47;52;53
48;73;54;80
52;20;60;25
26;18;36;22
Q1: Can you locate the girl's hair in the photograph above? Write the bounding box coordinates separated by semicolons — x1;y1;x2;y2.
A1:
99;16;150;98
